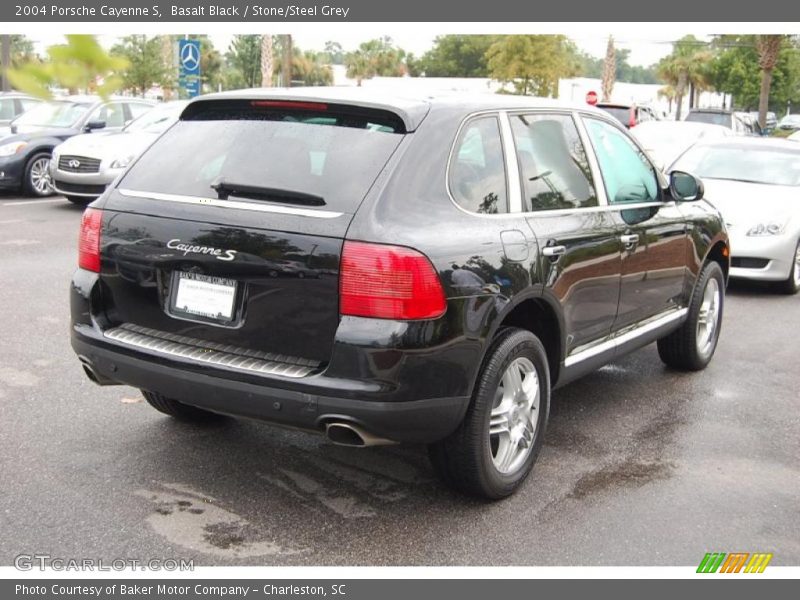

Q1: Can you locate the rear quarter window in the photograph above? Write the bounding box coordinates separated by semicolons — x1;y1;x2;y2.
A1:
449;116;508;214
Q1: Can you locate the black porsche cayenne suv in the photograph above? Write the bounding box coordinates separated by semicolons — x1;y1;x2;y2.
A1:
71;89;729;499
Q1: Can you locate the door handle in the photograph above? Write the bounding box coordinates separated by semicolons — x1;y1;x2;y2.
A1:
619;234;639;250
542;245;566;258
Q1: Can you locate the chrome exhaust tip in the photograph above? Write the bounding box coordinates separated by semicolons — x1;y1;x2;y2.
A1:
325;422;396;447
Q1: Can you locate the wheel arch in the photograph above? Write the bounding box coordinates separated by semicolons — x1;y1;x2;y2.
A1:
482;292;564;387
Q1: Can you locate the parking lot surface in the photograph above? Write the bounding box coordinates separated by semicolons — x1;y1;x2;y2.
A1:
1;195;798;566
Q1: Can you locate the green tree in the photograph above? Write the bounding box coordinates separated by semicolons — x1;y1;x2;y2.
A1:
417;35;496;77
657;35;714;118
487;35;578;96
111;35;173;96
709;35;800;113
7;34;127;99
225;34;261;89
344;37;408;86
274;47;333;87
10;35;36;67
323;41;344;65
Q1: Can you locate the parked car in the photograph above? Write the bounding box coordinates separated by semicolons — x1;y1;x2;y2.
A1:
0;95;155;197
51;100;188;205
685;108;757;135
595;102;660;128
71;89;729;499
776;114;800;132
749;110;778;133
671;137;800;294
631;121;732;171
0;92;43;132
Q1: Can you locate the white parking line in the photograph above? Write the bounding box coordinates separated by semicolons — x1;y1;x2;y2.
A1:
1;198;66;207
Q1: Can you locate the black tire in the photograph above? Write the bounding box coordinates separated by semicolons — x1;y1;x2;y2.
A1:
429;328;550;499
22;152;54;197
65;195;92;206
657;260;725;371
141;390;227;423
774;240;800;295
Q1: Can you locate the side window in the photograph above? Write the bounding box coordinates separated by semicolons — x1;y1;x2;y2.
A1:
90;102;126;128
449;116;508;214
584;118;659;204
0;99;15;120
510;113;597;211
127;102;153;121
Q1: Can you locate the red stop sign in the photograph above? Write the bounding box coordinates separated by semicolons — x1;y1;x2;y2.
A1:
586;90;598;106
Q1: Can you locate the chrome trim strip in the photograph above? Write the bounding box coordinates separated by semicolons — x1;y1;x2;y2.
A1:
117;188;344;219
498;111;522;213
104;323;321;379
564;308;688;367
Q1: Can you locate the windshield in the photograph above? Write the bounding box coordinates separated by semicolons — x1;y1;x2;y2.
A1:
674;144;800;186
120;103;405;213
124;103;184;134
13;101;91;128
685;112;732;127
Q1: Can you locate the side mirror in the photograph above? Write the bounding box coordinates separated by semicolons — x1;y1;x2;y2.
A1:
85;120;106;132
669;170;704;202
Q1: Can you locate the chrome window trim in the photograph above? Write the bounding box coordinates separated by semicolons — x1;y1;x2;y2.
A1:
564;307;688;367
498;111;523;213
117;188;345;219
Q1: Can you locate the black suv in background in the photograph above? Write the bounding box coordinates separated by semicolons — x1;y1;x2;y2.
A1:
71;90;729;499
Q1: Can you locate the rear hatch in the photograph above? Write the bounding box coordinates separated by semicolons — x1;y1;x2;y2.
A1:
95;98;409;369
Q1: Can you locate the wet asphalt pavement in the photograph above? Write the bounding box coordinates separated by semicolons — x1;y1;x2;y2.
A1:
1;195;798;566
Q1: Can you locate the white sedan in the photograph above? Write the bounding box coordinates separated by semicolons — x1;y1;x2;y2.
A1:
671;137;800;294
631;120;732;172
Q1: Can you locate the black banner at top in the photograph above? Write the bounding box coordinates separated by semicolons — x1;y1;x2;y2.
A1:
3;0;800;22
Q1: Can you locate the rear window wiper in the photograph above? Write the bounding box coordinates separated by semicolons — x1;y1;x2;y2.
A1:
211;178;326;206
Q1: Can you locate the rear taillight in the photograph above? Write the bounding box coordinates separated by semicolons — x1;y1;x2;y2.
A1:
340;241;446;320
78;208;102;272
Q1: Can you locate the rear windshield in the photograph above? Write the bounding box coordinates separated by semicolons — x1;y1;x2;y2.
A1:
686;112;732;127
598;106;631;126
119;101;406;213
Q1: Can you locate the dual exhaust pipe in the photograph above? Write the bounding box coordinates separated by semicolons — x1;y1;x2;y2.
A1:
325;421;396;447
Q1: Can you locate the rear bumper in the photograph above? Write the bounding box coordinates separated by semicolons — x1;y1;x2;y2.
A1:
71;268;473;444
71;332;467;444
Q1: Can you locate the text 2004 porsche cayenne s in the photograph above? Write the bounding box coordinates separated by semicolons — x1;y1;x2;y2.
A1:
71;89;729;499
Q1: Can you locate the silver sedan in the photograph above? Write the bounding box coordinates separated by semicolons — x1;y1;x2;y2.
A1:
671;137;800;294
50;100;187;205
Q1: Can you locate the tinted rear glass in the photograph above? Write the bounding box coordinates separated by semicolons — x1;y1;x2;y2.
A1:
120;101;406;214
686;112;732;127
598;106;631;126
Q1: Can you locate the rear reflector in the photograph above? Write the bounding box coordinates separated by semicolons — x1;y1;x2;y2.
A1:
340;241;446;320
250;100;328;111
78;208;102;272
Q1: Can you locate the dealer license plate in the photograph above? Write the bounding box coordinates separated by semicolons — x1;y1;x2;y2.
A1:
171;271;238;323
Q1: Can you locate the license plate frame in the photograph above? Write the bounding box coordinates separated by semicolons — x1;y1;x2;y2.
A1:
168;271;239;325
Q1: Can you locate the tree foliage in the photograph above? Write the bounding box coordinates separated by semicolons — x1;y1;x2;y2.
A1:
110;35;174;96
657;35;714;118
225;34;262;89
709;35;800;112
416;35;496;77
344;37;407;86
6;34;127;99
486;35;578;96
577;47;659;84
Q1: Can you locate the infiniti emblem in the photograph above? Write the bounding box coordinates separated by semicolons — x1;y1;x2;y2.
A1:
68;159;81;168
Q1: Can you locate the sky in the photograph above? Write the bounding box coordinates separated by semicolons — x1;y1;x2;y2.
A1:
27;29;715;67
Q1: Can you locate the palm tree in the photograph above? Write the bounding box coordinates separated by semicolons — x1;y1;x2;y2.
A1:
344;50;371;86
658;85;677;114
260;34;273;87
601;36;616;102
755;35;784;129
657;36;715;119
